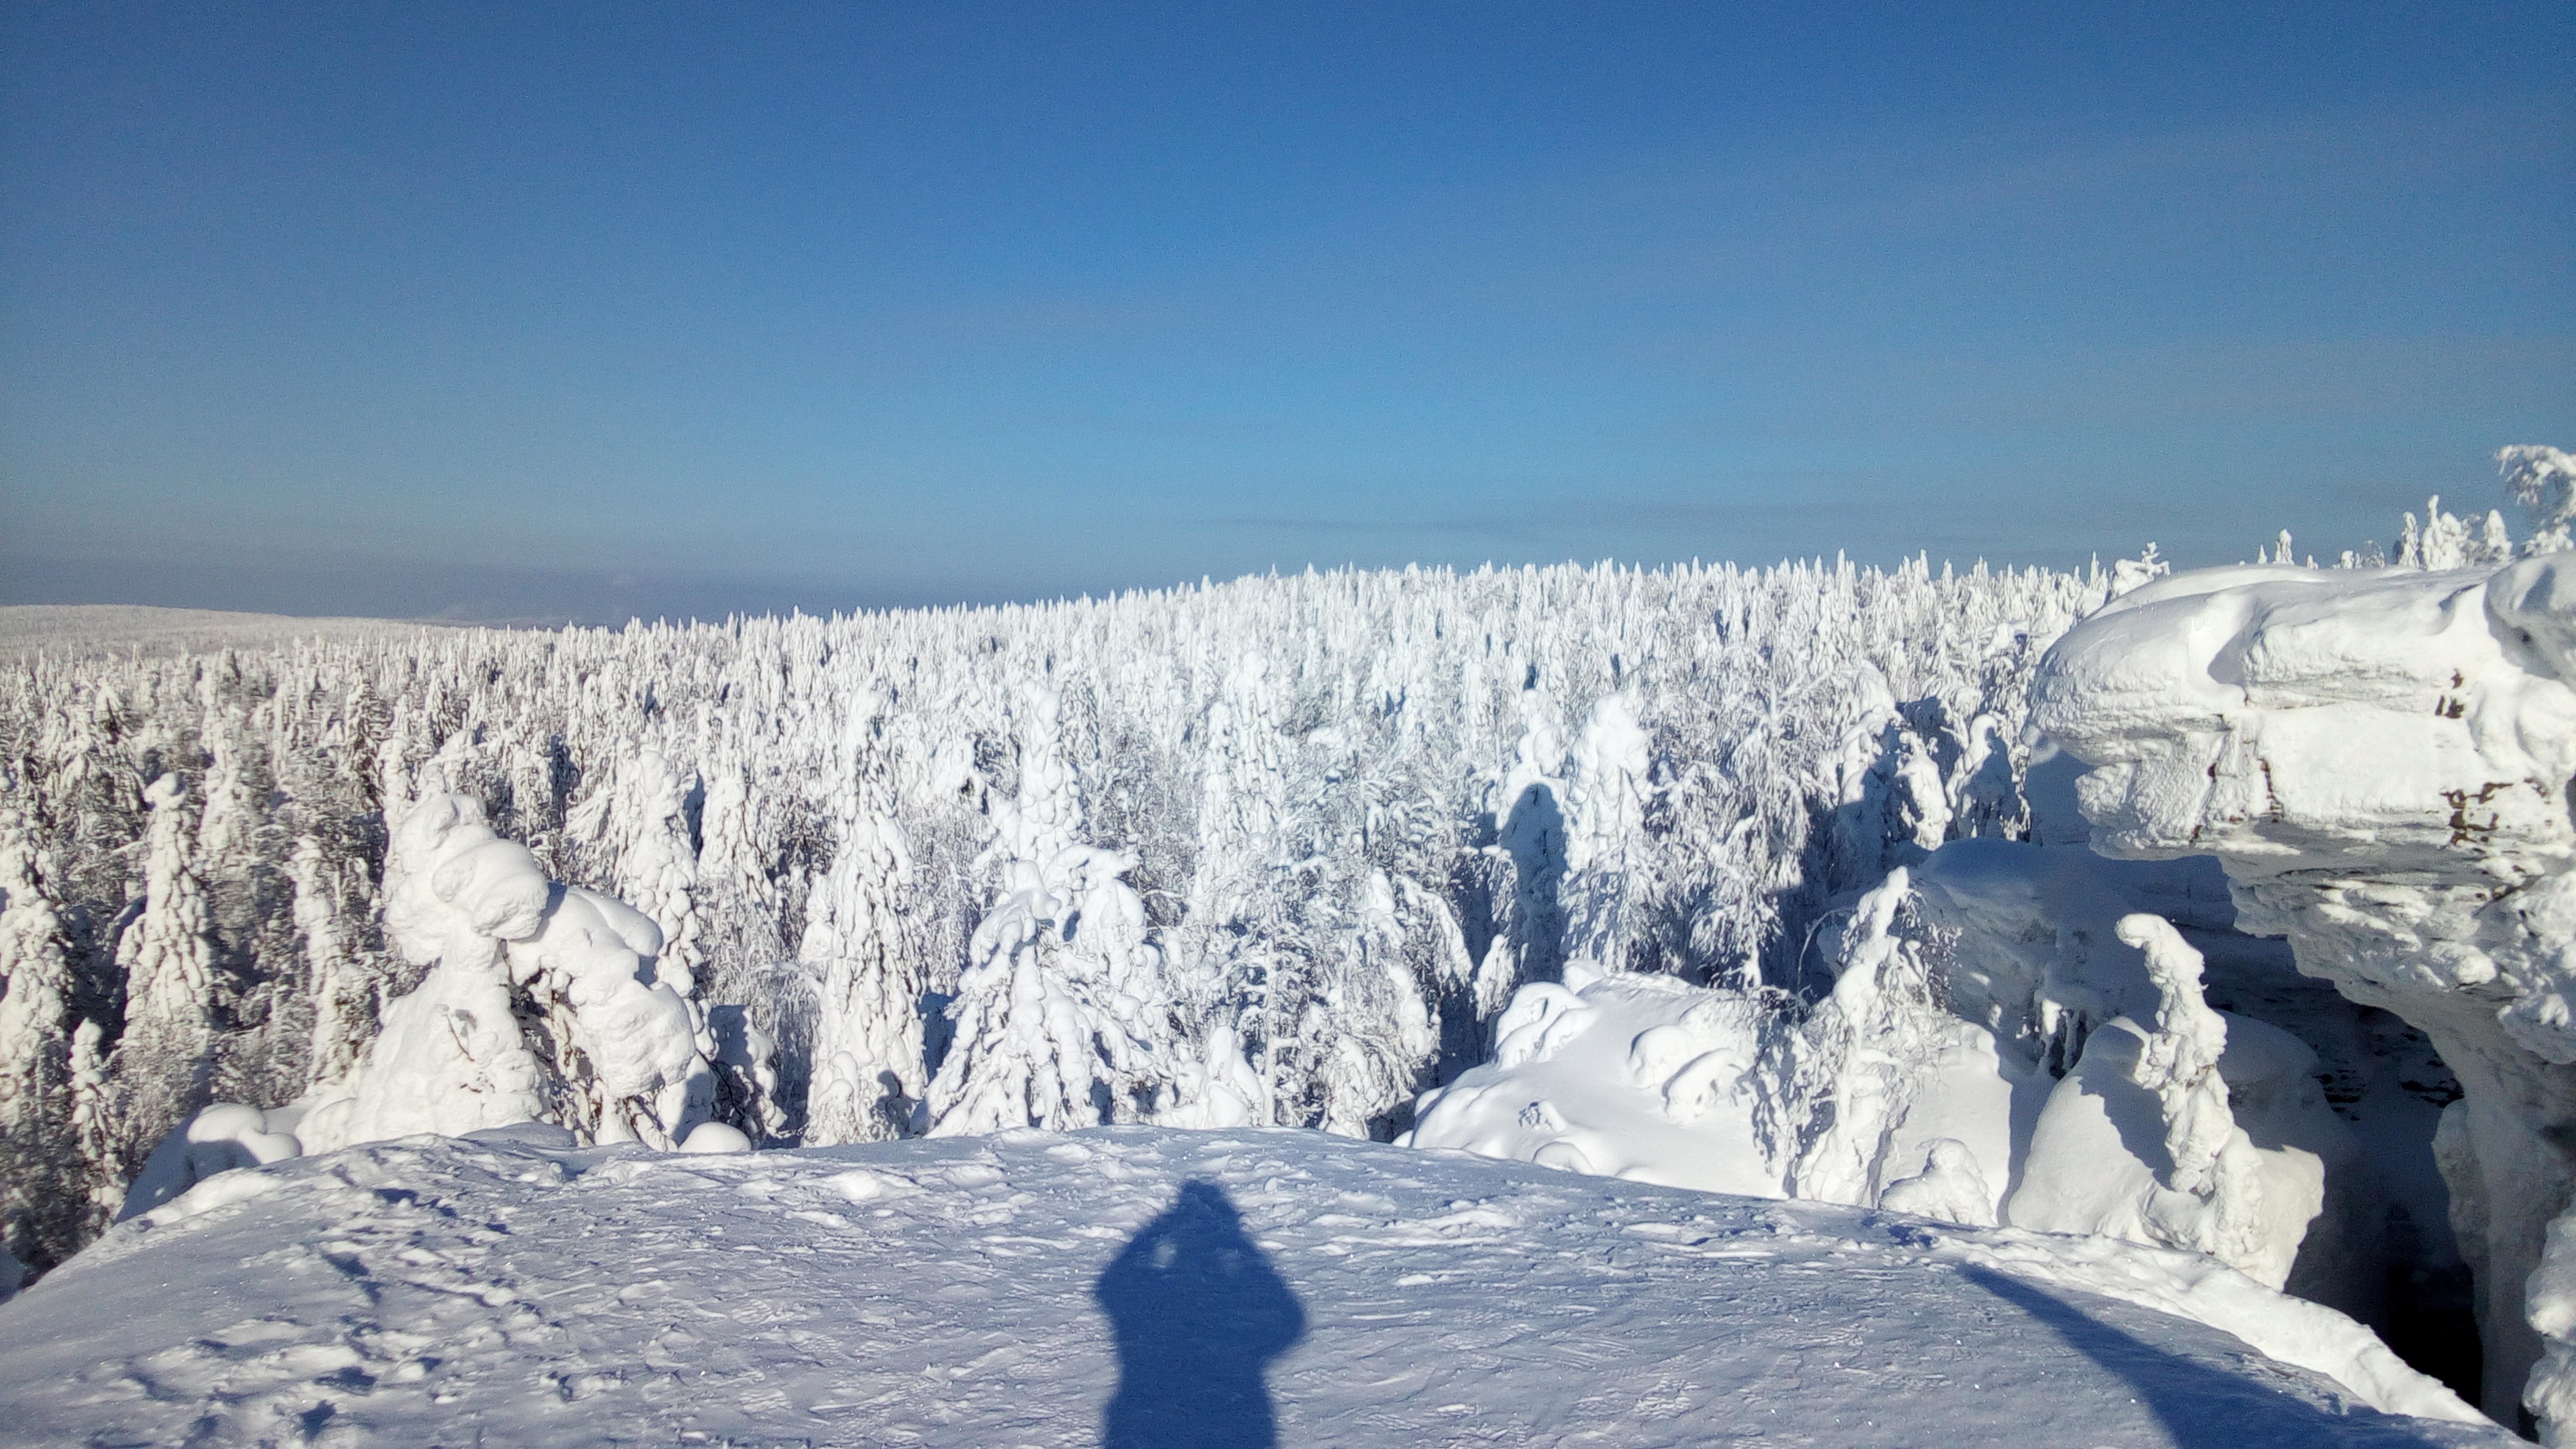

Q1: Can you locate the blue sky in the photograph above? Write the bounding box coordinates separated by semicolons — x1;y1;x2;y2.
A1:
3;2;2569;622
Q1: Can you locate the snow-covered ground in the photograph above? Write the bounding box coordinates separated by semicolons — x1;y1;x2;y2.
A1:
0;604;450;661
0;1126;2505;1448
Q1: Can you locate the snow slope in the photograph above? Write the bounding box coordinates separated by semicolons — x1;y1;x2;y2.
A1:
0;1126;2499;1448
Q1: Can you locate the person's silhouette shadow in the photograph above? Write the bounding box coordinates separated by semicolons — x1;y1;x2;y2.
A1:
1094;1179;1306;1448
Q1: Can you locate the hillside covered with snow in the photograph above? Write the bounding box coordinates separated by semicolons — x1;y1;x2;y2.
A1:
0;605;457;663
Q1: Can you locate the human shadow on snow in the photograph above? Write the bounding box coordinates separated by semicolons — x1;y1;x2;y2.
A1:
1094;1179;1306;1449
1960;1266;2454;1447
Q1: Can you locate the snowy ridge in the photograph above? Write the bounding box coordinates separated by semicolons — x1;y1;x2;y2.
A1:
0;1126;2499;1447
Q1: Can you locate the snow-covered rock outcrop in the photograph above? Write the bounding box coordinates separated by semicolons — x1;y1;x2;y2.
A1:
2032;553;2576;1432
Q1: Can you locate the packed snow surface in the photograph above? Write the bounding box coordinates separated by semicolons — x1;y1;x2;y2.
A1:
0;1127;2499;1448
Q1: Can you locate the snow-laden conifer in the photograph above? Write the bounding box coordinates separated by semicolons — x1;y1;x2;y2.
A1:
0;793;79;1266
110;774;220;1165
800;701;924;1142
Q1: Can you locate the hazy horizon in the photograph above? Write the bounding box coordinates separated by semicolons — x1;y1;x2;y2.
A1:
5;3;2569;622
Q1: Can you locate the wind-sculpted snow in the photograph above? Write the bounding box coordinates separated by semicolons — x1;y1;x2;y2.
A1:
2031;553;2576;1433
0;557;2107;1273
0;1126;2501;1447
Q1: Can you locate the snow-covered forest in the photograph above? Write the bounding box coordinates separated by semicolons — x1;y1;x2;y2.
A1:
0;551;2108;1266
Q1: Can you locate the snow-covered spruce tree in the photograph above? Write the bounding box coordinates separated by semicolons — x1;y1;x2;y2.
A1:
2501;444;2576;556
190;665;260;879
195;664;337;1124
1560;687;1651;973
287;834;370;1086
1274;722;1459;1137
565;747;705;994
1781;867;1951;1209
107;774;220;1181
1310;869;1446;1138
925;685;1173;1134
0;793;82;1269
64;1021;119;1230
690;738;811;1142
800;699;927;1143
1164;651;1296;1111
923;844;1166;1134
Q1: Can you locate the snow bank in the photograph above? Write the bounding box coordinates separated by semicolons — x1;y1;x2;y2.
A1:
1402;970;1790;1196
2033;552;2576;1430
117;1101;302;1218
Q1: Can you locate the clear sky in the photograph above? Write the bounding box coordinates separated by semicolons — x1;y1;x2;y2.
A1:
3;3;2569;623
